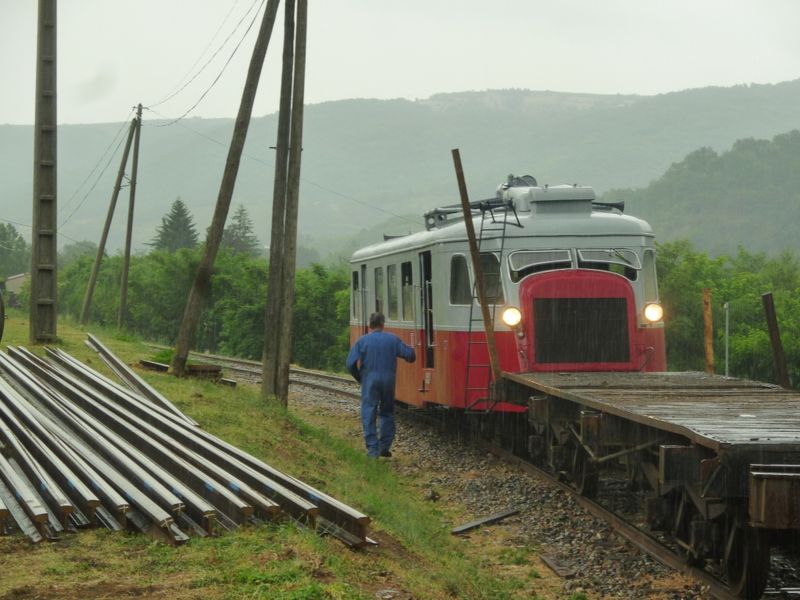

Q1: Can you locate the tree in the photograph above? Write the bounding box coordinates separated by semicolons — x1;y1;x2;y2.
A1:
0;223;30;280
148;198;199;252
221;204;261;256
58;240;98;270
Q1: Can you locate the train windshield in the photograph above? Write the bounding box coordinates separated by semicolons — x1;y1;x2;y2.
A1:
577;248;640;281
509;249;572;282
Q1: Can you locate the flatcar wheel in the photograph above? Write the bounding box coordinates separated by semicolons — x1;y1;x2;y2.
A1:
571;444;598;498
724;523;769;600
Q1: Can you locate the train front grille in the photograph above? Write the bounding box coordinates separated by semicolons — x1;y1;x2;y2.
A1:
533;297;630;364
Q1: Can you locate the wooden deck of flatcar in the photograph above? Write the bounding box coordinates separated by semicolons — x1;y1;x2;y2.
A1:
504;371;800;450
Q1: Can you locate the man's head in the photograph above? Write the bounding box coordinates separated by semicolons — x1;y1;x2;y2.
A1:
368;312;385;330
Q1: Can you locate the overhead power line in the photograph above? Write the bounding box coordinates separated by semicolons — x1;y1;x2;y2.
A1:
148;0;258;109
61;109;135;213
142;106;420;227
60;116;133;229
150;0;266;127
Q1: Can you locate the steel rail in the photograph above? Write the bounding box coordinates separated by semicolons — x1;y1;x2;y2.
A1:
87;334;197;426
44;348;276;525
55;346;370;543
145;344;354;386
0;375;129;522
0;477;42;542
0;353;174;533
45;348;321;527
8;348;191;516
0;393;100;522
13;348;243;535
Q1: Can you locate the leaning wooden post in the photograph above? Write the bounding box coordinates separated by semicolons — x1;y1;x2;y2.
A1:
171;0;281;376
80;116;136;325
703;288;714;374
761;292;791;389
451;149;502;384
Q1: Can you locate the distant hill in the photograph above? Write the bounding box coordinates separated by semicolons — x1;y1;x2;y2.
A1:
1;79;799;257
604;130;800;255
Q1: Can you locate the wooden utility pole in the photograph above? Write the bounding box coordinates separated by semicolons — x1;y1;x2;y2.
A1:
262;0;296;401
171;0;280;376
452;148;502;384
80;116;136;325
273;0;308;403
703;288;714;374
762;292;791;389
118;103;143;328
30;0;58;343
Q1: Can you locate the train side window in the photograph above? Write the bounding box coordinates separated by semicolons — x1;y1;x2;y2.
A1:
642;249;659;302
450;255;471;305
508;249;572;282
401;261;413;321
374;267;384;313
387;264;398;319
352;271;361;319
577;248;640;281
479;253;505;304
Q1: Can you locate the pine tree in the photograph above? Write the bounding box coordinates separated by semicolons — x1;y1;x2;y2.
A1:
221;204;261;256
148;198;199;252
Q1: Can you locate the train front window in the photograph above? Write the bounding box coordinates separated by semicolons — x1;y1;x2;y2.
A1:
509;249;572;282
577;248;641;281
642;248;659;303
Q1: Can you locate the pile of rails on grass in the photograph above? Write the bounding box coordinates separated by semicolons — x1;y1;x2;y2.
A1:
0;337;370;546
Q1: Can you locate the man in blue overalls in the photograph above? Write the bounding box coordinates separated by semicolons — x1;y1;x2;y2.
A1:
346;312;416;458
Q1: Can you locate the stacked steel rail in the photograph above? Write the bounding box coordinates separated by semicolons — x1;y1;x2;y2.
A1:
0;339;370;546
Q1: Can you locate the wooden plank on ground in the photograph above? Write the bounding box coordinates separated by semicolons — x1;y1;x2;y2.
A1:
451;508;519;535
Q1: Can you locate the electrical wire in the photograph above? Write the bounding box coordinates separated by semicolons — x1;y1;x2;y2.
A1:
142;106;420;226
0;217;82;246
0;218;32;229
61;109;135;212
59;121;131;228
151;0;265;127
148;0;258;109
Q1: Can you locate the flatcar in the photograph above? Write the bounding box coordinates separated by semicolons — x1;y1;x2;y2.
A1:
350;175;800;599
349;175;666;411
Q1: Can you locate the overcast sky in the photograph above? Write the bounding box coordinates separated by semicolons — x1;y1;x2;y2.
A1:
1;0;799;126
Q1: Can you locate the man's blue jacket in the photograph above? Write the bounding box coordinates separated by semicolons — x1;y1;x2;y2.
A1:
346;330;416;390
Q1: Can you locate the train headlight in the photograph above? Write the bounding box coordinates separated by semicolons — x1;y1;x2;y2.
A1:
644;303;663;323
501;306;522;328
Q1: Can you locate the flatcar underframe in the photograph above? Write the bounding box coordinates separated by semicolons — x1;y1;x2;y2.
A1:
491;370;800;600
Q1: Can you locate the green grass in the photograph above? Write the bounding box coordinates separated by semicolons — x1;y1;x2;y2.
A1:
0;311;557;599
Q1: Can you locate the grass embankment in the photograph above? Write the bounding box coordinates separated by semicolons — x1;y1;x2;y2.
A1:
0;311;561;600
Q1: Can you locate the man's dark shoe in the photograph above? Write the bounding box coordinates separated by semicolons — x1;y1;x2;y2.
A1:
379;450;392;458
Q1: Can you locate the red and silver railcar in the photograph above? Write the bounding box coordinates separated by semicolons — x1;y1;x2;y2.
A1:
349;176;666;412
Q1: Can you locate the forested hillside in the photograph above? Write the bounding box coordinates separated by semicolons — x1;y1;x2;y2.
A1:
605;130;800;254
1;79;799;257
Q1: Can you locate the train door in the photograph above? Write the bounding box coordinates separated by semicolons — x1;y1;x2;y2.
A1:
419;251;434;367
